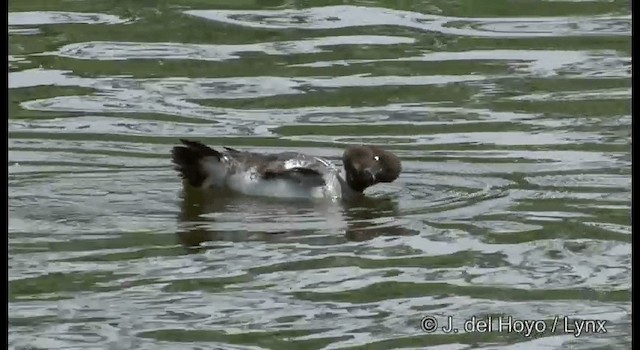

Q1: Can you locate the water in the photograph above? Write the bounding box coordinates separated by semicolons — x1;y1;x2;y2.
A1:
8;1;631;349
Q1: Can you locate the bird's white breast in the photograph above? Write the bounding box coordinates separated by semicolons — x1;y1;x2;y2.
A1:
225;167;341;200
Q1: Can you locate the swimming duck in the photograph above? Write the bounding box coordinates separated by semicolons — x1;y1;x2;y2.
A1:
171;139;401;200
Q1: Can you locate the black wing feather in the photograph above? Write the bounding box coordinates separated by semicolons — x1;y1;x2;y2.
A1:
223;146;241;153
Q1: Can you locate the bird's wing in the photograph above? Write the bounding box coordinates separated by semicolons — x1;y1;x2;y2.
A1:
259;153;330;188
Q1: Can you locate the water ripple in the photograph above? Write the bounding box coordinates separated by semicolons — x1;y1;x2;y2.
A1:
49;36;416;61
185;6;630;38
9;11;128;26
292;49;630;78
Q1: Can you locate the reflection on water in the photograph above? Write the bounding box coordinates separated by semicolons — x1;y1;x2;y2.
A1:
8;1;630;349
176;184;418;250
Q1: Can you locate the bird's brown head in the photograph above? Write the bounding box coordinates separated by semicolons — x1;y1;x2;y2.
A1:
342;145;402;193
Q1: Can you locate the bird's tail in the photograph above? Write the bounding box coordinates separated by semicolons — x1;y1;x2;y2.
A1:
171;139;222;188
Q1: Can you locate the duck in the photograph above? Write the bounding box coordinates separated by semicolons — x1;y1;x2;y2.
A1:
171;139;401;200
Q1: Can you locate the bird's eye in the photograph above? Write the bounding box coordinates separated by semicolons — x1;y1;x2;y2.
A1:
373;156;380;161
